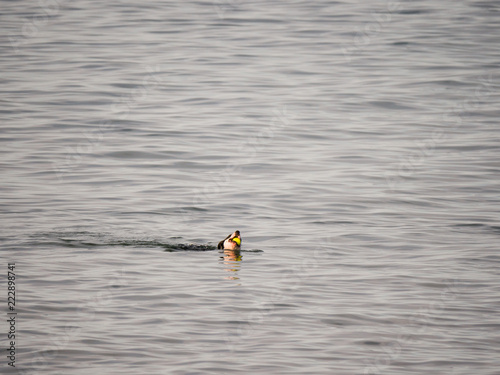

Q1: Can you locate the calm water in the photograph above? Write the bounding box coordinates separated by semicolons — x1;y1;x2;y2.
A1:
1;0;500;374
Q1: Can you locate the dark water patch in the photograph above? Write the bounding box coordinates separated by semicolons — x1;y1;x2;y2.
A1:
470;1;500;10
397;9;432;15
490;226;500;234
453;223;487;228
368;100;415;110
179;206;209;212
102;151;167;159
362;340;381;346
452;223;500;235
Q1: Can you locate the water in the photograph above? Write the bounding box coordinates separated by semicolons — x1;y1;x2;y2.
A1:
1;0;500;374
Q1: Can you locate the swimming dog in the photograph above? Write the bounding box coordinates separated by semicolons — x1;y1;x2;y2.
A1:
217;230;241;250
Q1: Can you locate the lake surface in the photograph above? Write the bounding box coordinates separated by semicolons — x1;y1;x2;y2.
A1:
1;0;500;374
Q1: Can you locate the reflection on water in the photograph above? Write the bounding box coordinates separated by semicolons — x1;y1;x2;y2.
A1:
220;249;242;280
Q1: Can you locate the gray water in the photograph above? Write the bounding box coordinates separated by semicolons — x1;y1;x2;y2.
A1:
1;0;500;374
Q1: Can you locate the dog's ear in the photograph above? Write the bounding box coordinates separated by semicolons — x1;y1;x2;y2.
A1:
218;233;232;249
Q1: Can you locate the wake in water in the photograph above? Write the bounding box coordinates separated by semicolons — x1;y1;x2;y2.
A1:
32;231;263;252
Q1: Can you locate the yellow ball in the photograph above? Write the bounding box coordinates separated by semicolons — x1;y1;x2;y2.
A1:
232;238;241;245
